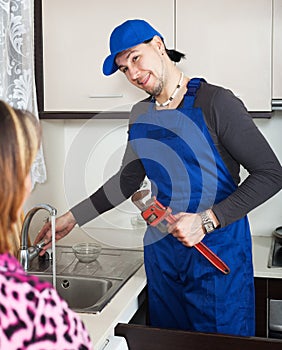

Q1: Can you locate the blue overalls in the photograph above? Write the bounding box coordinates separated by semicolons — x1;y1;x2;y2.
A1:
129;78;255;336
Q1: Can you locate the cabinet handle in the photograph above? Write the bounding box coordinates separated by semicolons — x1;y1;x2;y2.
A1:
88;94;123;98
272;99;282;110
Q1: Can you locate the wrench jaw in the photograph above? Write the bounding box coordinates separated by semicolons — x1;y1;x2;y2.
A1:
131;190;170;233
131;189;151;211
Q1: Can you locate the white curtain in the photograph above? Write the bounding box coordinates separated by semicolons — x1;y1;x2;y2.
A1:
0;0;46;185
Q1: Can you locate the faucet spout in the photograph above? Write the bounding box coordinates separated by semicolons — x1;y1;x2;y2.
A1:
19;204;57;270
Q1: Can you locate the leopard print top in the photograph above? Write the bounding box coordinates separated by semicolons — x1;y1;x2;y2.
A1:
0;253;93;349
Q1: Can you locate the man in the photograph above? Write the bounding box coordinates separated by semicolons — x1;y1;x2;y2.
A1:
35;19;282;336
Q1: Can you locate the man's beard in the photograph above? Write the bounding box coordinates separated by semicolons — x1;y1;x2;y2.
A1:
145;78;163;97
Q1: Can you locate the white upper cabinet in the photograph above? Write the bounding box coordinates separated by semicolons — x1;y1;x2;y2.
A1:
176;0;272;111
42;0;174;112
273;0;282;101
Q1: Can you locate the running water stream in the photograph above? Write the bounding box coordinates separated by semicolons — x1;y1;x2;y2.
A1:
50;214;56;288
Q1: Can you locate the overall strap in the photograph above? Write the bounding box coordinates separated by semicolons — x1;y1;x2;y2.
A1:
184;77;206;108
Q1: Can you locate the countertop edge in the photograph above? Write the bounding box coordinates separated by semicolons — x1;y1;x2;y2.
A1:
78;265;146;349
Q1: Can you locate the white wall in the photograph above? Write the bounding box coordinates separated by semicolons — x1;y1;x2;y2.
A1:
25;118;145;247
247;111;282;236
26;111;282;243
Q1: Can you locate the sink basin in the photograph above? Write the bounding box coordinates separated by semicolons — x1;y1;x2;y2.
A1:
28;246;144;313
32;274;119;312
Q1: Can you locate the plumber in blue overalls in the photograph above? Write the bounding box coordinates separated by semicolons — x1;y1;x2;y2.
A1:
103;19;255;336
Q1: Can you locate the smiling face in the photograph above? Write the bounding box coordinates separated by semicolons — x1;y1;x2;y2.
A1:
115;36;167;97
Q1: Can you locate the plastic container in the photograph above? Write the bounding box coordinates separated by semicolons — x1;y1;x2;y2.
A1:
72;242;102;263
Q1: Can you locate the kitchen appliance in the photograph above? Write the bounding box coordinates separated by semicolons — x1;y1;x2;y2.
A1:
268;227;282;268
267;227;282;339
269;299;282;339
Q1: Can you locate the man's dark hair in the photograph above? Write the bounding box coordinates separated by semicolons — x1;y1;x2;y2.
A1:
144;38;186;63
165;48;185;62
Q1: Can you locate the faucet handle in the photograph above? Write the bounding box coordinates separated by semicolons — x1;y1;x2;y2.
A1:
36;239;50;250
27;239;49;260
36;239;53;260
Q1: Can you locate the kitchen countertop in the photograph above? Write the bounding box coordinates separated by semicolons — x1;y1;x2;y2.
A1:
74;235;281;349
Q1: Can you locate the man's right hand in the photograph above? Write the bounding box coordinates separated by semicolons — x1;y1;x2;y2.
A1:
33;211;77;255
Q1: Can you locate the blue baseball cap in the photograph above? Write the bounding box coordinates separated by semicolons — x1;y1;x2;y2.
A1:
102;19;163;76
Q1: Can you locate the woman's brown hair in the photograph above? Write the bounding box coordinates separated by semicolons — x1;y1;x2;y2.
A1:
0;101;41;254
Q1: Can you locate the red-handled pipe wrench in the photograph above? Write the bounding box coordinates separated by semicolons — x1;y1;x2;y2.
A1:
131;190;230;275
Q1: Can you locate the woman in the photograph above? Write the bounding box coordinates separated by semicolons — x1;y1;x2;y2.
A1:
0;101;92;349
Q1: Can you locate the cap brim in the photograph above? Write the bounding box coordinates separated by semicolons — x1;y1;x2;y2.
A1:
103;53;119;76
102;32;164;76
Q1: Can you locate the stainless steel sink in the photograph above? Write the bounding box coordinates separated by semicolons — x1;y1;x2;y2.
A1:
28;246;144;313
32;273;123;312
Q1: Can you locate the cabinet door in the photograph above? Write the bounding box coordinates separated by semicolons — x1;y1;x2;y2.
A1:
42;0;174;112
273;0;282;100
268;278;282;299
268;279;282;339
176;0;272;111
255;278;267;337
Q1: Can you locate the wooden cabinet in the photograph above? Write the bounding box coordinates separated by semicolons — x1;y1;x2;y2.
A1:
176;0;272;111
120;277;282;345
128;278;281;339
273;0;282;103
255;278;268;337
115;323;282;350
255;277;282;338
268;279;282;299
41;0;174;112
268;279;282;339
36;0;275;116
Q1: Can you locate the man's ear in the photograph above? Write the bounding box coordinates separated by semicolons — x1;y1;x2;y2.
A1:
152;35;165;53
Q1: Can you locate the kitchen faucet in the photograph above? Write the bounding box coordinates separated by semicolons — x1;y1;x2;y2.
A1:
18;204;57;271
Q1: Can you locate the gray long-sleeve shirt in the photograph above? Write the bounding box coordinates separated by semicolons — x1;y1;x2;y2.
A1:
71;81;282;228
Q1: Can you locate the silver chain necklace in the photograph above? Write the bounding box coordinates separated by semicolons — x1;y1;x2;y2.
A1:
155;72;184;107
